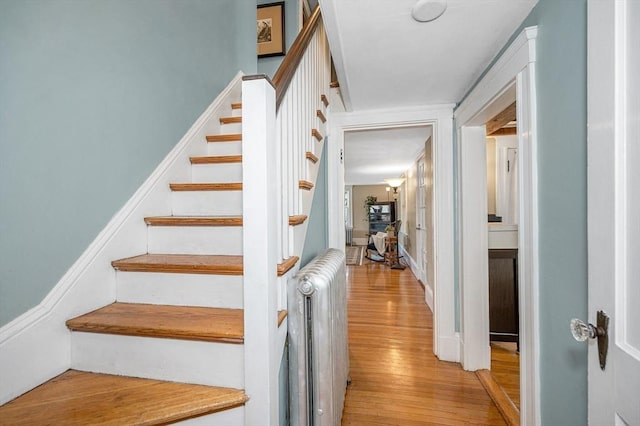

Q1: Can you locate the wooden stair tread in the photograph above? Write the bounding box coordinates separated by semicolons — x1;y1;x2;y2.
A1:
278;310;288;326
206;134;242;142
231;103;242;109
170;182;242;191
277;256;299;276
0;370;247;425
219;116;242;124
190;155;242;164
66;302;245;343
112;254;243;275
306;151;319;163
144;216;243;227
312;128;324;142
299;180;314;190
289;215;308;226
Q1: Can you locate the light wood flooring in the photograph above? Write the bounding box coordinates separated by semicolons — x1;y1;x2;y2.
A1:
491;342;520;409
342;257;506;425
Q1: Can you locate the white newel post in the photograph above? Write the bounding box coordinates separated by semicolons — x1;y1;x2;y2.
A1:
242;75;280;425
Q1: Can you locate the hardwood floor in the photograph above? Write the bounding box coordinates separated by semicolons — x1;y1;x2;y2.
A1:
490;342;520;408
342;258;506;425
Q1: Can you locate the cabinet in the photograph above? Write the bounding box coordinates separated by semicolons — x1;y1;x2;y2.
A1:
488;249;519;345
368;202;395;235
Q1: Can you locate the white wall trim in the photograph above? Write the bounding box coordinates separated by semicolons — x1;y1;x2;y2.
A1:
458;125;491;371
401;236;433;312
241;76;280;425
0;72;244;405
454;26;539;426
327;104;458;362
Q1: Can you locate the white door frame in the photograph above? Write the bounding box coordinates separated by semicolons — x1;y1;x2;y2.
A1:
454;26;539;425
327;105;459;362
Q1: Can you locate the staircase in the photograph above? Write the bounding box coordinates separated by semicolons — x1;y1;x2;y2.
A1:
0;6;331;424
0;102;272;425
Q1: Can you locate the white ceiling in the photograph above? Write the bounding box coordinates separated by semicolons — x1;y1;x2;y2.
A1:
344;126;432;186
320;0;537;111
321;0;535;185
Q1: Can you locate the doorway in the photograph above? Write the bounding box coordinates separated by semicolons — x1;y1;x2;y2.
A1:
455;26;539;424
327;106;458;362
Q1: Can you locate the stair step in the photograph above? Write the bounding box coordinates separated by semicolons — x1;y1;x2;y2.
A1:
190;158;242;183
206;134;242;143
147;225;242;255
0;370;246;426
220;116;242;124
112;254;243;275
277;256;299;276
67;302;245;343
321;94;329;107
170;183;242;191
190;155;242;164
172;191;242;216
145;216;243;226
231;103;242;110
316;109;327;123
306;151;319;163
312;128;324;142
299;180;314;190
289;215;308;226
116;273;243;309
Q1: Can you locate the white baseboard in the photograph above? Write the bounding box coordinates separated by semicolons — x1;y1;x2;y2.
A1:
0;72;244;405
399;247;435;312
437;333;461;363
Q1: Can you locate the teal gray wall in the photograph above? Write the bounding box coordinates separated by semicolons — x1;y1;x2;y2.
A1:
0;0;256;327
522;1;588;424
455;0;588;424
257;0;300;78
300;146;328;266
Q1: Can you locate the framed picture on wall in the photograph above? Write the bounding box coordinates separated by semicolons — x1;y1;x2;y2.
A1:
257;2;285;58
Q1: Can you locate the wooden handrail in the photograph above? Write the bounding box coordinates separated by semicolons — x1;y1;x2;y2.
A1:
273;5;322;110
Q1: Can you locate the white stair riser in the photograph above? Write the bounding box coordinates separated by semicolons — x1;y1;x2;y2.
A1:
220;123;242;134
147;226;243;255
192;163;242;183
175;406;244;426
116;272;243;309
71;333;244;388
207;141;242;156
172;191;242;216
230;108;242;118
292;224;307;261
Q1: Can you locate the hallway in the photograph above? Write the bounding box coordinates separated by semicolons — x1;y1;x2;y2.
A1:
341;259;505;425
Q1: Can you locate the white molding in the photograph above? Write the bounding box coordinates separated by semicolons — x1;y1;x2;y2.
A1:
402;246;433;312
241;76;280;426
458;125;491;371
454;26;539;425
0;72;244;405
456;27;537;127
327;104;457;362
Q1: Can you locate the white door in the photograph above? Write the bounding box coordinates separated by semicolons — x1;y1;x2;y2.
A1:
588;1;640;424
416;156;427;283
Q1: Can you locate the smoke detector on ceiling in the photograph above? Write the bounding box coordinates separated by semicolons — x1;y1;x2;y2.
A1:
411;0;447;22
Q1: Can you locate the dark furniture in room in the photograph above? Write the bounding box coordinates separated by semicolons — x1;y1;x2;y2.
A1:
368;202;395;235
488;249;519;348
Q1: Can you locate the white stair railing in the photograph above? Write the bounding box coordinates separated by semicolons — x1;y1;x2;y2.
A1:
241;5;332;425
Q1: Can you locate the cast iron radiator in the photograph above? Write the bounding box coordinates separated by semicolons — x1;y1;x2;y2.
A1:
288;248;350;426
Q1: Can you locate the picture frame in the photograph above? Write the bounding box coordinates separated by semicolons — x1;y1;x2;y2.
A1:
257;2;285;58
